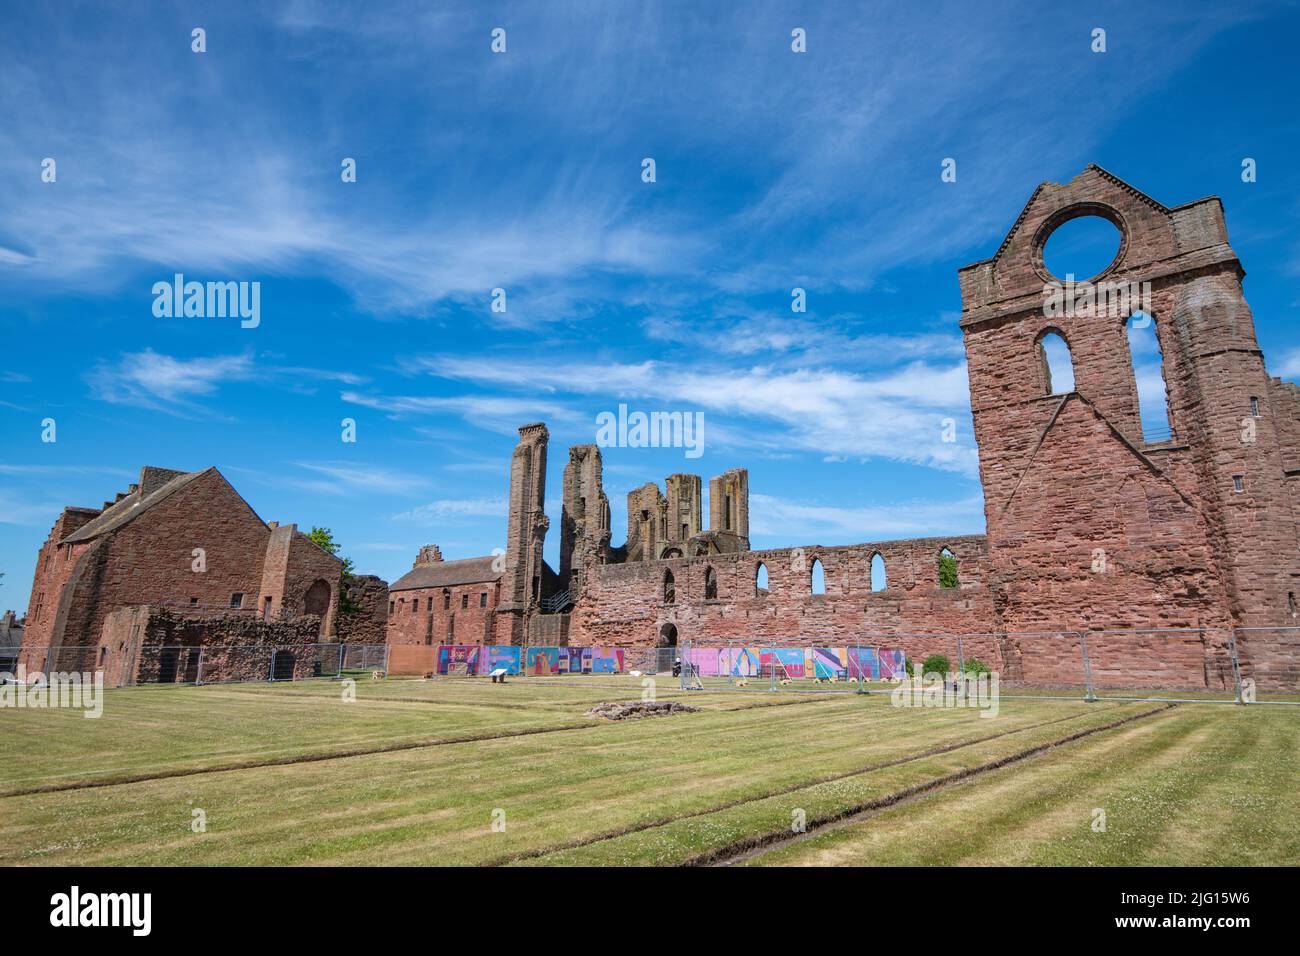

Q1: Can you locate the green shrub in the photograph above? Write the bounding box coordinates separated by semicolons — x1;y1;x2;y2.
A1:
920;654;950;677
962;658;991;676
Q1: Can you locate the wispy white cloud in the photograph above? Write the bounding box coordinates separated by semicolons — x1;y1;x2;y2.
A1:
393;497;508;525
288;461;429;497
340;390;580;434
0;464;133;477
86;351;256;417
85;350;365;417
1274;347;1300;380
749;492;986;543
0;489;67;527
0;1;1256;322
410;355;979;474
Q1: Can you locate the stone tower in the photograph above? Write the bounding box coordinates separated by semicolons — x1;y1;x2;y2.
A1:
665;474;703;545
709;468;749;543
958;164;1299;630
559;444;611;601
624;482;665;562
497;422;550;643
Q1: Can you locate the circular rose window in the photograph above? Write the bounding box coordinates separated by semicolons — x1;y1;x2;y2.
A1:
1041;214;1122;281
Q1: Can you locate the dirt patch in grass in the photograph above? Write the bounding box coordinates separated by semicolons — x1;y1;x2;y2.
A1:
585;701;701;720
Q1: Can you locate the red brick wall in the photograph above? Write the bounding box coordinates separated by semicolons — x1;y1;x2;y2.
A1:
959;166;1300;683
29;471;274;655
570;536;1001;667
386;581;501;647
258;525;342;636
987;396;1231;634
21;509;98;656
71;471;271;646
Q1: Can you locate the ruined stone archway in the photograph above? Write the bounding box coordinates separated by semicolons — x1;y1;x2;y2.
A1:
304;579;331;616
658;623;678;647
303;578;332;637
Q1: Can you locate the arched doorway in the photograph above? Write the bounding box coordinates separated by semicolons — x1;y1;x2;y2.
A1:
270;649;296;682
658;623;678;647
303;579;332;637
157;645;181;683
304;579;331;616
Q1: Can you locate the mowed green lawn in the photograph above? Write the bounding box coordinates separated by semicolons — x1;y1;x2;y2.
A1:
0;676;1294;866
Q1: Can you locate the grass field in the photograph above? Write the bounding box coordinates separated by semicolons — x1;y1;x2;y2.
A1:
1;675;1296;866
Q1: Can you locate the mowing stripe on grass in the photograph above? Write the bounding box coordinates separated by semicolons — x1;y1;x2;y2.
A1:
483;703;1136;866
693;703;1175;866
0;720;601;797
0;691;837;799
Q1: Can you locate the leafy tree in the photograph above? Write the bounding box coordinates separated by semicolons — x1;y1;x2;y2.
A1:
308;527;353;574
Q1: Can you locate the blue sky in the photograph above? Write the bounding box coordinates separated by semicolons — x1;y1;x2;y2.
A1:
2;0;1299;608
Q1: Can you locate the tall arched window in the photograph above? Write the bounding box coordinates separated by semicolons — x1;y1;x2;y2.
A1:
870;552;887;592
1126;311;1173;442
1036;330;1075;395
663;569;675;604
937;547;959;589
704;565;717;600
755;562;769;597
810;558;826;595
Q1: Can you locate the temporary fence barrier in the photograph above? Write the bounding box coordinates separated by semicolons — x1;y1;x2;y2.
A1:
8;643;389;687
8;627;1298;701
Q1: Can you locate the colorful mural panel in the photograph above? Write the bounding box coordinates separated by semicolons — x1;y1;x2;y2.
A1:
729;647;763;677
589;647;625;673
847;646;878;680
811;647;849;679
879;648;907;680
478;645;522;675
526;647;561;675
760;648;806;678
436;645;481;676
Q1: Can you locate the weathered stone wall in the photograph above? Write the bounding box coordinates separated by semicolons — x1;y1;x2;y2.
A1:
527;612;570;646
570;535;1000;667
96;605;330;685
49;471;271;651
20;508;103;664
258;523;342;635
336;574;390;645
624;482;666;562
387;582;500;646
986;395;1231;633
665;473;702;545
959;165;1300;683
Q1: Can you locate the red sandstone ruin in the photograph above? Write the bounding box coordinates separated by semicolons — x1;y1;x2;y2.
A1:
387;167;1300;689
21;167;1300;690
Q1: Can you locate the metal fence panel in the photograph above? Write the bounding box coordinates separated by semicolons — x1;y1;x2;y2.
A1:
6;628;1298;702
